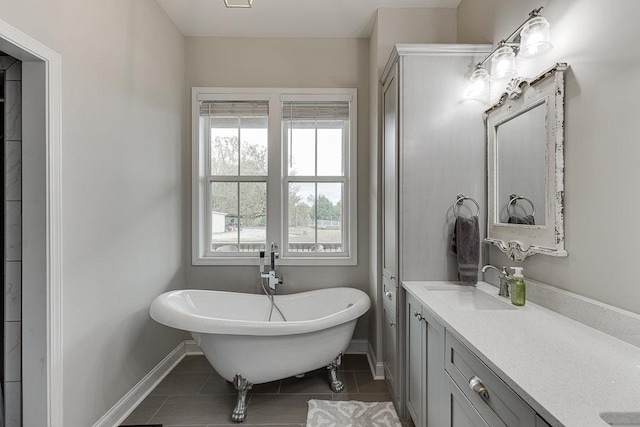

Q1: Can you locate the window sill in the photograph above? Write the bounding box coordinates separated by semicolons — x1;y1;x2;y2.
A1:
192;255;357;266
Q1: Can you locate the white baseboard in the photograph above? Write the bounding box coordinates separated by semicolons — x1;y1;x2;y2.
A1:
367;341;385;380
184;339;203;355
345;339;368;354
347;339;385;380
92;341;187;427
94;337;382;426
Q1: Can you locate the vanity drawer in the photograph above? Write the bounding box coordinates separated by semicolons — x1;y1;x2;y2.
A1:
445;332;536;427
382;276;397;314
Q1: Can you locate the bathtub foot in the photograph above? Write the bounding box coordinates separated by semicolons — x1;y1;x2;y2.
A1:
327;353;344;393
232;374;252;423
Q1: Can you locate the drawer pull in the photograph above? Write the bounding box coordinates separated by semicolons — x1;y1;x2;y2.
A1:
469;376;489;400
385;291;393;300
414;311;424;321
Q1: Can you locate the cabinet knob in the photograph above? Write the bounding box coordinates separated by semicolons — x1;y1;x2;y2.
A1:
469;375;489;400
390;275;396;280
389;320;396;327
413;311;424;321
385;291;393;300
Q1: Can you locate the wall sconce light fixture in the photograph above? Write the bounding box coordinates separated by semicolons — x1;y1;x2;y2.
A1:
472;7;552;85
465;66;491;100
224;0;253;8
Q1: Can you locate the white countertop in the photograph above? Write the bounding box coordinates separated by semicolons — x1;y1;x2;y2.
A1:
403;280;640;427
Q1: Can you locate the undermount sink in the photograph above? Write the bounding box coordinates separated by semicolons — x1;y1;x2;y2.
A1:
600;412;640;426
423;284;517;311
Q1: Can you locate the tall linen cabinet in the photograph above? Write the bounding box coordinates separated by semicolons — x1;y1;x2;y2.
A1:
379;44;491;418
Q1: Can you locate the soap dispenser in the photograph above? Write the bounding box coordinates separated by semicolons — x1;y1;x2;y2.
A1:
510;267;526;306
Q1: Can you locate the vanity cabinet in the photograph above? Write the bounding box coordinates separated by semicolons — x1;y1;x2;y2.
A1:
406;292;445;427
404;284;554;427
380;43;491;412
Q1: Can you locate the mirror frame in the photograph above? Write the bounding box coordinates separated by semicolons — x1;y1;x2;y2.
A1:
485;63;568;261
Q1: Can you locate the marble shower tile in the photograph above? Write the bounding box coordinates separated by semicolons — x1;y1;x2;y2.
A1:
5;59;21;81
5;381;22;427
5;261;21;321
0;56;16;71
5;201;22;261
5;140;22;201
5;321;22;382
5;80;21;140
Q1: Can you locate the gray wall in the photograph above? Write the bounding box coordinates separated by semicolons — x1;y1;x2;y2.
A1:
185;36;371;338
0;1;187;426
457;0;640;315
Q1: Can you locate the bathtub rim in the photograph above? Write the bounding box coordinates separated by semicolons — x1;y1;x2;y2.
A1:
150;287;371;337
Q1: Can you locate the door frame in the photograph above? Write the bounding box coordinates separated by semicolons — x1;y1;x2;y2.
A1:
0;18;63;427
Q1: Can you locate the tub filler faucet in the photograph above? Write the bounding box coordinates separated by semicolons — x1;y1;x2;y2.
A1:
481;264;511;298
260;242;282;292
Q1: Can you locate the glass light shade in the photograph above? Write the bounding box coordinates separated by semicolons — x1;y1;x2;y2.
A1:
224;0;253;8
519;16;552;58
466;67;490;100
491;46;517;80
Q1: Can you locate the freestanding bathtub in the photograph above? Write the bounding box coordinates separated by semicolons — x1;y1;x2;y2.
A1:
150;287;370;422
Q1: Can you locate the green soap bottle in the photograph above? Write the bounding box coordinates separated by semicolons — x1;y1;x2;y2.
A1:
510;267;526;306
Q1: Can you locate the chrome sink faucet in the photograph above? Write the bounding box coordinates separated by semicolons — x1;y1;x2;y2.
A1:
260;242;283;292
481;265;510;298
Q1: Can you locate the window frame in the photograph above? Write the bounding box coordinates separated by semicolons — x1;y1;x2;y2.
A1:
192;87;357;266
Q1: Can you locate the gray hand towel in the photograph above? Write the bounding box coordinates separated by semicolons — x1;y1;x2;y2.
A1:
507;214;535;225
450;216;480;284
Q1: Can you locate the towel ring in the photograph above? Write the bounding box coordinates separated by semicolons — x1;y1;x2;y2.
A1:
507;194;536;217
453;194;480;218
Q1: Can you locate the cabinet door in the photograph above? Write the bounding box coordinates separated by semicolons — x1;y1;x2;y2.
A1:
446;375;490;427
382;63;398;285
423;308;446;427
383;303;398;396
406;293;425;426
382;276;397;314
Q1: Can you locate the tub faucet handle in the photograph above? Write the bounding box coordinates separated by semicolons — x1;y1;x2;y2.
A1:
270;242;279;271
268;272;283;291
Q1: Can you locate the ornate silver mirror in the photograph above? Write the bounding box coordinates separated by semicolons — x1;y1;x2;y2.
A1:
485;63;568;261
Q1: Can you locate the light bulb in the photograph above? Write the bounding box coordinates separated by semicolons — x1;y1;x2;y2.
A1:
490;46;517;80
465;67;490;100
519;16;552;58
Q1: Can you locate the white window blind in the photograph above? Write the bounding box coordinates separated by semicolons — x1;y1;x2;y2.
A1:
200;101;269;117
282;101;350;121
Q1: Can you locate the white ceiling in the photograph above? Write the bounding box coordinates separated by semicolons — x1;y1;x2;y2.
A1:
156;0;462;38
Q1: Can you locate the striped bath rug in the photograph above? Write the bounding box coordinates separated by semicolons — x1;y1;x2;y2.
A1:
306;399;401;427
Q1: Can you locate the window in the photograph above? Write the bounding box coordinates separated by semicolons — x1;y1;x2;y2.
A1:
192;88;357;265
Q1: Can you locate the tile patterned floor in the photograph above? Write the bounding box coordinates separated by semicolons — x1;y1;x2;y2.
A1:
122;354;414;427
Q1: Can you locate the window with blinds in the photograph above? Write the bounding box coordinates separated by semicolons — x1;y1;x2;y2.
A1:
192;88;357;265
202;100;269;252
282;100;350;254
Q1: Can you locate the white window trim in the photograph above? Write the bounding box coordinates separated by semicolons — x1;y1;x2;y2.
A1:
192;87;357;266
